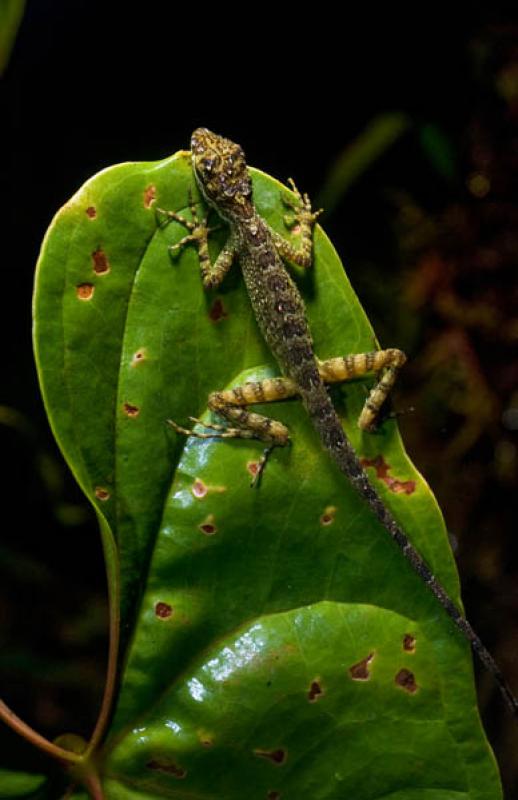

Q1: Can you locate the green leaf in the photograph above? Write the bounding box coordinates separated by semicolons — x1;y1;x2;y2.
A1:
0;768;46;798
0;0;25;75
33;152;502;797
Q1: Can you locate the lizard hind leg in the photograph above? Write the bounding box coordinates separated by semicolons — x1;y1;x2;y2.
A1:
317;348;407;431
167;376;296;483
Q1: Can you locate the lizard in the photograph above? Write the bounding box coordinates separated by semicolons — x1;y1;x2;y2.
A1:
156;127;518;717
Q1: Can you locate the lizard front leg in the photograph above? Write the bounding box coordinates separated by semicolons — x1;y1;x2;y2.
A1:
269;178;322;268
156;192;236;289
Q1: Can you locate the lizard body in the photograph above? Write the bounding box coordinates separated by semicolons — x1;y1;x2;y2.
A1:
158;128;518;717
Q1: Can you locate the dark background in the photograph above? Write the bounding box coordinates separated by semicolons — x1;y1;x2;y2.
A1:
1;2;518;796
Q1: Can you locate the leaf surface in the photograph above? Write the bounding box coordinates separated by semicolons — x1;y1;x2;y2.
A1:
33;152;502;798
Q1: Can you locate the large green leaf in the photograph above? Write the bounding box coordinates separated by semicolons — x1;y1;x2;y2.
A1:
33;152;502;797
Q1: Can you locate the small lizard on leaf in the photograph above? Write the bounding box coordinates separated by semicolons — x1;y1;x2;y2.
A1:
157;127;518;717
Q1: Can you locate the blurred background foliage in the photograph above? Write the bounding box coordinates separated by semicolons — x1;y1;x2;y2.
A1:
0;2;517;796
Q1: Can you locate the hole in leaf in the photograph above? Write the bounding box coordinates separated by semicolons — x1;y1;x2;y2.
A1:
192;478;208;498
320;505;337;525
91;247;110;275
76;283;94;300
199;514;217;535
144;184;157;208
123;402;140;417
308;679;323;702
85;206;97;219
395;668;418;693
254;748;287;766
349;653;374;681
403;634;416;653
131;349;147;366
146;760;186;779
95;487;110;501
209;298;228;322
155;602;173;619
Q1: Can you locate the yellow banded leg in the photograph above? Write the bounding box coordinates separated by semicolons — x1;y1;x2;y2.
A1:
168;348;405;480
317;348;407;431
167;380;293;487
270;179;322;269
156;194;235;289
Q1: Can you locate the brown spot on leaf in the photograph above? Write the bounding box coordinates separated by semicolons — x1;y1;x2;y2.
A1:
92;248;110;275
192;478;208;498
395;668;418;693
192;478;227;497
199;514;217;536
308;679;323;702
131;349;147;366
254;748;287;765
155;602;173;619
403;634;416;653
267;793;281;800
85;206;97;219
360;455;416;495
349;652;374;680
247;460;260;478
76;283;94;300
209;298;228;322
320;505;337;525
144;184;157;208
123;402;140;417
95;486;110;501
146;760;186;779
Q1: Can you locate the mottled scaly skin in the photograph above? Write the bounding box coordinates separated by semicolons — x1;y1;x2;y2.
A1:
186;128;518;716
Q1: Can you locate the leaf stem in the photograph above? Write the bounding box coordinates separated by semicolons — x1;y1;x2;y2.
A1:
0;700;82;765
85;515;121;756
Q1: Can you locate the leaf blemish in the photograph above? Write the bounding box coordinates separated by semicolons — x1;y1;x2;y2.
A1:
146;759;186;779
349;652;374;680
91;247;110;275
85;206;97;219
155;602;173;619
361;455;416;495
209;298;228;322
254;748;287;766
76;283;94;300
267;792;281;799
247;460;260;478
395;668;418;693
308;679;324;702
199;514;217;535
144;184;157;208
403;634;416;653
123;402;140;418
192;478;208;498
320;505;337;525
95;486;110;501
131;348;147;366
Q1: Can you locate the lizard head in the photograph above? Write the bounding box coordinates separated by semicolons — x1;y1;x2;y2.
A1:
191;128;253;217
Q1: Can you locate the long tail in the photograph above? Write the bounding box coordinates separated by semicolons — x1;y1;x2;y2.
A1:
301;376;518;717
